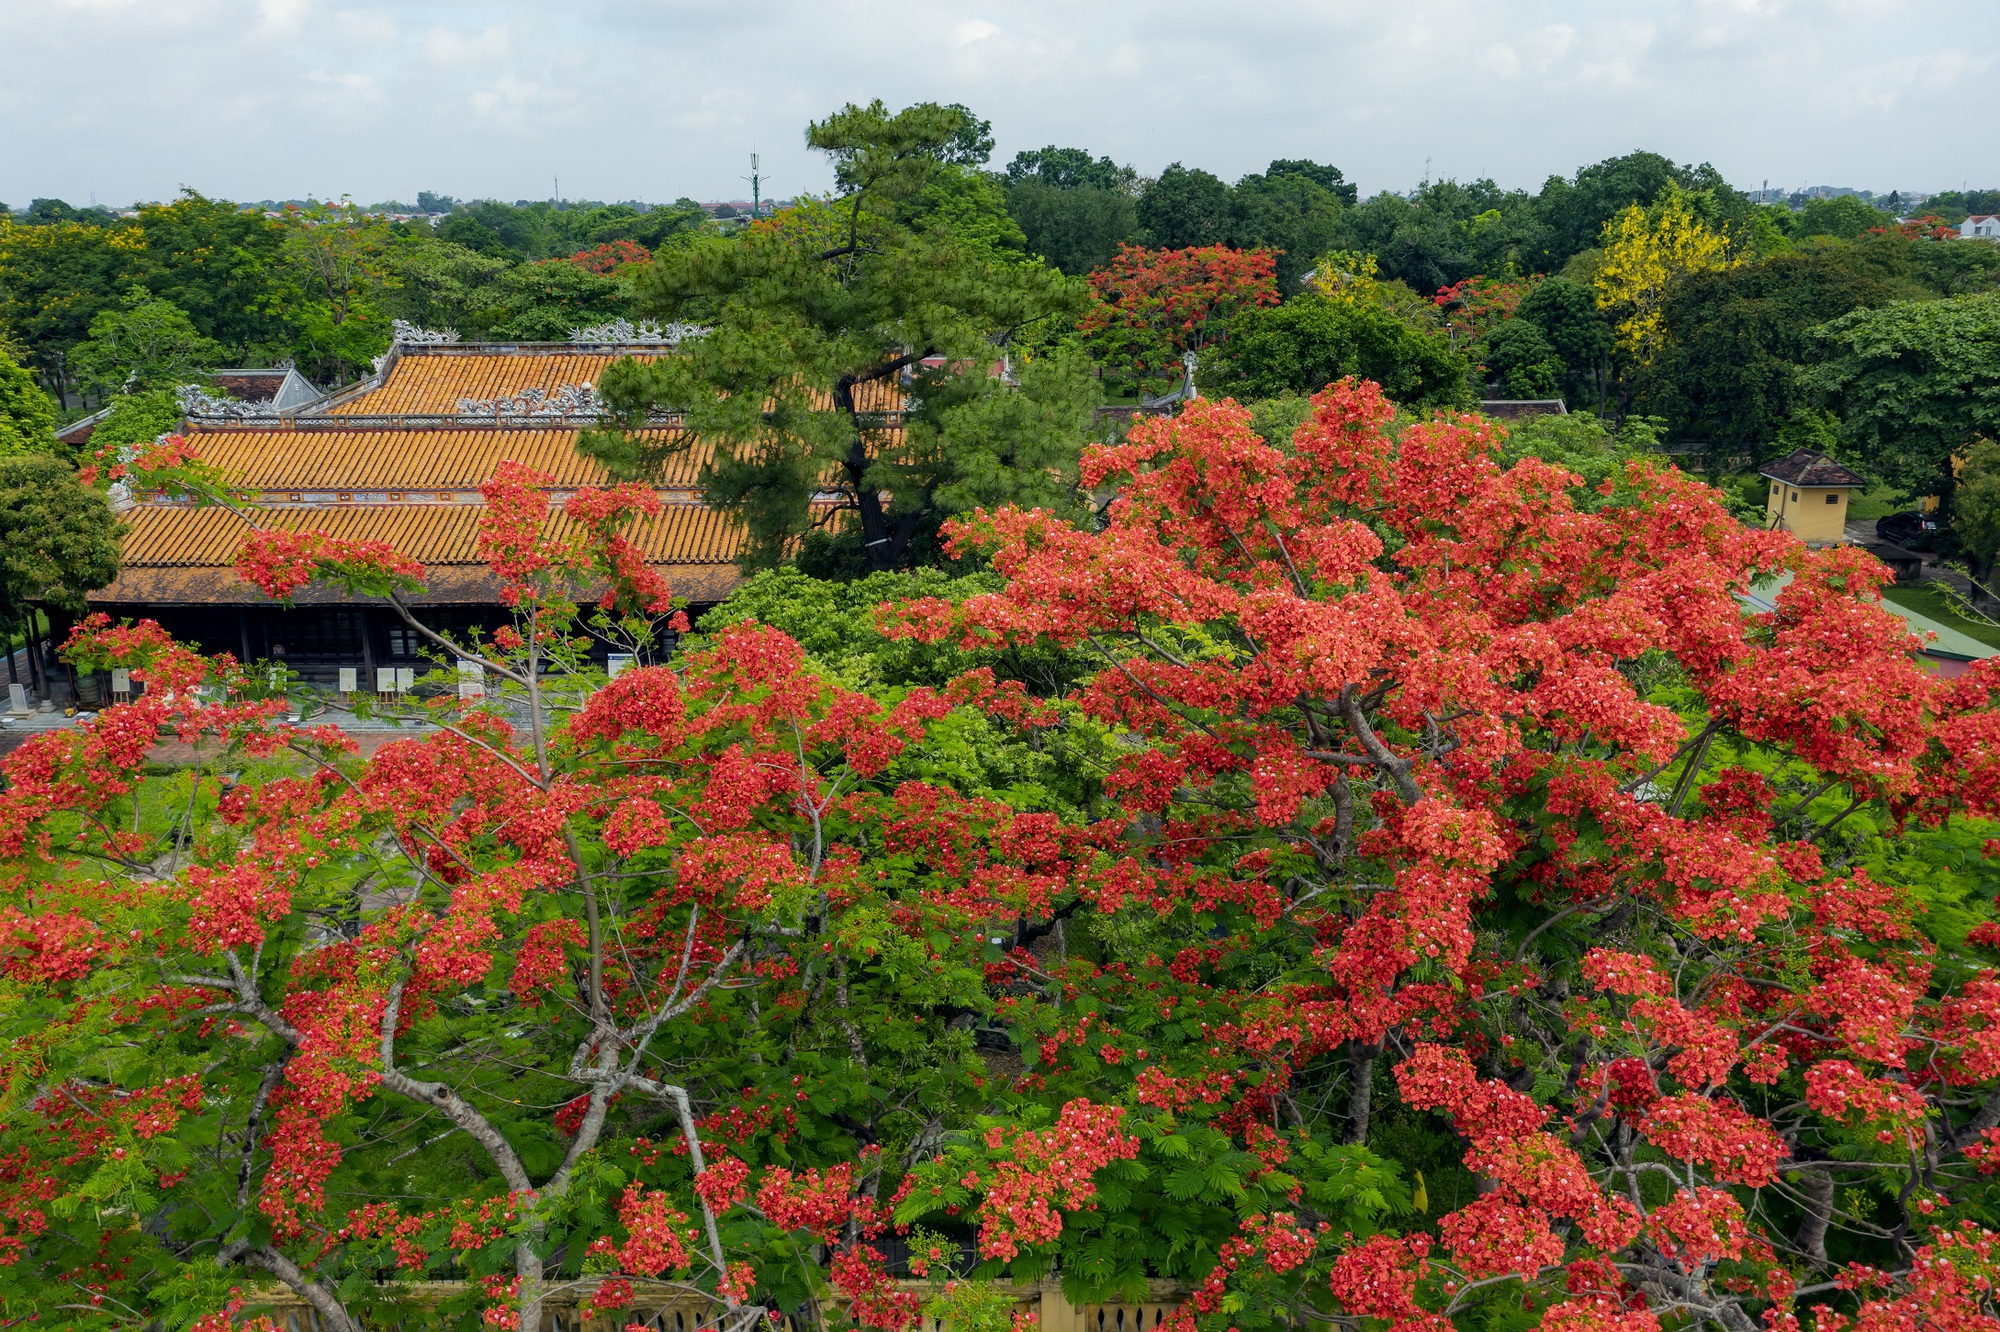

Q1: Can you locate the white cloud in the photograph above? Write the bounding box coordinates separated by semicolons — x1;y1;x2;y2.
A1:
256;0;311;35
305;68;379;102
422;23;513;66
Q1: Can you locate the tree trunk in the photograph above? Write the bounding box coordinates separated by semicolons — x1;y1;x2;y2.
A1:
1795;1165;1834;1270
24;618;45;701
1345;1040;1380;1144
834;359;923;572
1971;559;1999;611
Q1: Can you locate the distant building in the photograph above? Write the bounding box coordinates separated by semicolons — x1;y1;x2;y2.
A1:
209;366;323;412
55;367;323;451
1759;448;1865;544
1962;215;2000;240
1479;400;1567;421
86;340;881;684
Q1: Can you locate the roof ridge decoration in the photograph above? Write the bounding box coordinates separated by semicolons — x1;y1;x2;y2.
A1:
391;319;461;346
454;384;603;419
176;383;279;419
569;318;705;346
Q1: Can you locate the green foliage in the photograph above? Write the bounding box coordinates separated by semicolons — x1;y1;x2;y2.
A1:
436;211;511;258
0;349;56;456
1641;250;1896;456
0;217;150;397
485;261;631;340
1005;181;1140;276
1497;409;1673;511
1138;164;1237;249
1007;154;1348;288
906;170;1030;265
921;1278;1018;1332
377;236;511;335
1509;276;1612;407
68;297;223;398
1232;168;1350;293
1479;318;1566;399
1921;188;2000;225
1811;292;2000;506
80;388;182;458
134;191;293;356
695;565;1086;697
587;102;1091;573
0;454;120;619
913;348;1100;519
1213;293;1471;409
1794;194;1890;241
1003;147;1134;193
1326;152;1751;297
1954;435;2000;578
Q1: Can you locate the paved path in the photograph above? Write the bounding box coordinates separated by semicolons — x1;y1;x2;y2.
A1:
0;708;438;766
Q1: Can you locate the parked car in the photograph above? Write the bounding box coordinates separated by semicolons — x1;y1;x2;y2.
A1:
1876;510;1941;551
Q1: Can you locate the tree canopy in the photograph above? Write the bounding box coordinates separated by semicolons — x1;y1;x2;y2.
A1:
1811;292;2000;506
10;381;2000;1332
1213;292;1470;408
0;348;56;456
586;101;1093;572
0;453;119;625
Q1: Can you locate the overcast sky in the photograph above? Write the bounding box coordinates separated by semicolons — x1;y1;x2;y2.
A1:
3;0;1994;209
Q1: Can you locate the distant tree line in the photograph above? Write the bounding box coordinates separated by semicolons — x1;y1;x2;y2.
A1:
4;111;2000;596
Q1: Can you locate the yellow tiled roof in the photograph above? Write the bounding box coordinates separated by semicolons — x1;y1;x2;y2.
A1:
92;500;837;606
103;345;894;607
114;501;763;567
322;345;907;417
186;425;711;491
329;349;664;414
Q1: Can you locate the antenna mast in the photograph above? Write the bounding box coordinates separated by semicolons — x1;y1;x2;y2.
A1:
744;152;766;220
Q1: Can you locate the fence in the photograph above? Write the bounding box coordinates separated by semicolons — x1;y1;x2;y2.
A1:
247;1276;1189;1332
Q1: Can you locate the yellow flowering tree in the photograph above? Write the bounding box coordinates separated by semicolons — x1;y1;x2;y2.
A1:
1305;249;1381;304
1592;193;1738;362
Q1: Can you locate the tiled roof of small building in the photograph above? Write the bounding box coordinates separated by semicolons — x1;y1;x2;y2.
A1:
210;369;292;404
1479;399;1568;420
1758;448;1866;488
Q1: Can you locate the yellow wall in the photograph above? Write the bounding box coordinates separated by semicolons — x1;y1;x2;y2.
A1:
1765;480;1850;543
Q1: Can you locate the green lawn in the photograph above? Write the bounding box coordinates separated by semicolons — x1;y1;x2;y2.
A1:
1880;582;2000;648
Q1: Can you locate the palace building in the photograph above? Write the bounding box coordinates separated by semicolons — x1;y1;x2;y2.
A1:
85;337;882;682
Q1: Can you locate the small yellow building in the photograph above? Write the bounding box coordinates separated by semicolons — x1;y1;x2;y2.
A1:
1760;448;1866;544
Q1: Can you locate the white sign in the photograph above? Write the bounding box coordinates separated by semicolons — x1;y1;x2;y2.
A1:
607;653;636;679
337;667;357;694
396;667;415;692
109;669;131;697
7;684;29;716
457;659;484;699
377;667;397;692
